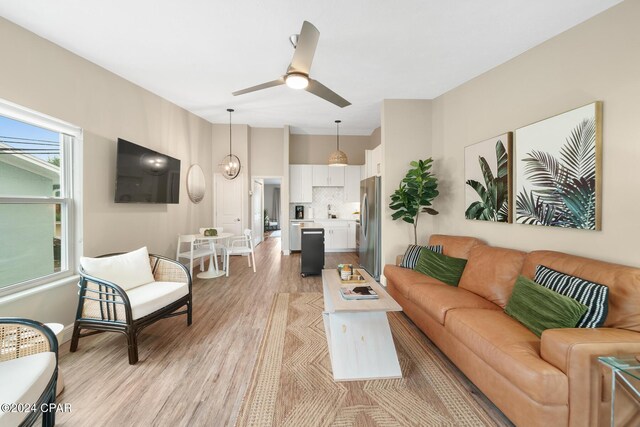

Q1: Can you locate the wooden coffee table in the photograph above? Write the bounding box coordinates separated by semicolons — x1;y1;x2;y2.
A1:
322;268;403;381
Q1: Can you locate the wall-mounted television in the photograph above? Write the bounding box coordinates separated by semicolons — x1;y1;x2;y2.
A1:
114;138;181;204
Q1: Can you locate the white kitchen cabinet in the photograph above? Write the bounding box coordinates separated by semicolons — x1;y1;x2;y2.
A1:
347;222;357;249
344;165;361;203
364;146;382;178
372;145;382;177
317;221;354;251
289;165;313;202
312;165;344;187
330;227;349;249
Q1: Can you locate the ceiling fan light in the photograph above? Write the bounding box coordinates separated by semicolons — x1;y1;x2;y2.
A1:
285;73;309;89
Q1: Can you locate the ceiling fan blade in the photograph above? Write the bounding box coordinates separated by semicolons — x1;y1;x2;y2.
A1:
232;77;285;96
306;79;351;108
288;21;320;75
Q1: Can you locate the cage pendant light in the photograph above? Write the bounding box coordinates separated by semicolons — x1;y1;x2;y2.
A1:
328;120;348;167
218;108;241;180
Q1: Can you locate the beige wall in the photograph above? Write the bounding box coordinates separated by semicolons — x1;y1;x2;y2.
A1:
289;134;373;165
431;0;640;266
381;100;433;274
0;18;213;327
250;127;285;177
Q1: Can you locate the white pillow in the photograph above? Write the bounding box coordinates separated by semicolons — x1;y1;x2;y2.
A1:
80;247;155;291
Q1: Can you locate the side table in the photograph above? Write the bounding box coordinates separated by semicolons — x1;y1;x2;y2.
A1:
598;355;640;426
45;323;65;396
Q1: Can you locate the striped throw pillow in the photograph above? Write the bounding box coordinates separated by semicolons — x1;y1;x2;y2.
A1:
400;245;443;269
534;265;609;328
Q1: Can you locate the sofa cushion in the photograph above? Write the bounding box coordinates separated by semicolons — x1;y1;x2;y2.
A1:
446;309;568;405
414;249;467;286
0;352;56;426
408;284;501;325
80;247;155;291
458;245;526;307
505;276;588;337
384;265;447;298
522;251;640;332
428;234;484;259
399;244;443;269
126;281;189;319
534;265;609;328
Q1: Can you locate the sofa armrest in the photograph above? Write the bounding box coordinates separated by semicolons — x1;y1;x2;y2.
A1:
540;328;640;426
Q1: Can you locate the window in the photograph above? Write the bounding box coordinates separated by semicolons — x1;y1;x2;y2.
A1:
0;99;82;295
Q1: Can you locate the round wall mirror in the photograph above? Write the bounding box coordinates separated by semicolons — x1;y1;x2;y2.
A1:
187;164;206;203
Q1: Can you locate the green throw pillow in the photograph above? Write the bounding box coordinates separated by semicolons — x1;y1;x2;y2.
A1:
505;275;588;337
414;249;467;286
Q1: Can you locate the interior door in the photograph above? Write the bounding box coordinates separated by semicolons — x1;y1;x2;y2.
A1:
251;179;264;246
214;173;243;236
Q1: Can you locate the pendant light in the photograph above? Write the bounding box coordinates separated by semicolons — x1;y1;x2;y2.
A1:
218;108;241;180
328;120;348;167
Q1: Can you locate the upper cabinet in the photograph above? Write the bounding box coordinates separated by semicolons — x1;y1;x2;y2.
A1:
312;165;344;187
364;146;382;179
289;165;313;202
344;165;361;203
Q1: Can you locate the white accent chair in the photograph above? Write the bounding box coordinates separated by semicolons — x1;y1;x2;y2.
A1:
224;229;256;277
176;234;216;274
72;247;192;364
0;318;58;427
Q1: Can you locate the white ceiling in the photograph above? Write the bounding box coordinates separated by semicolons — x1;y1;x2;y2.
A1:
0;0;621;135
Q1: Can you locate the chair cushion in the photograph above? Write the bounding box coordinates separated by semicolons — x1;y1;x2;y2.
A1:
458;245;526;308
445;309;568;405
0;352;56;426
81;247;155;291
384;265;447;298
408;283;501;325
126;281;189;320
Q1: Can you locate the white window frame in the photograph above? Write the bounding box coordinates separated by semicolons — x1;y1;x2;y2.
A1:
0;98;83;297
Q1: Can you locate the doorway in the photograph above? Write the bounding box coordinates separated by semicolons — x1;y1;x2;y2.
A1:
255;177;282;242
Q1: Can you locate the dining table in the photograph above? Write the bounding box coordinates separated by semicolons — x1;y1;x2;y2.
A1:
188;232;233;279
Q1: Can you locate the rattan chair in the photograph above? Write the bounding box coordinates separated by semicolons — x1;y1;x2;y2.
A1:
0;318;58;427
70;252;192;365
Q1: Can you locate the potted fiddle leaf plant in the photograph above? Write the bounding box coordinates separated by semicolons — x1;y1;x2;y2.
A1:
389;158;439;244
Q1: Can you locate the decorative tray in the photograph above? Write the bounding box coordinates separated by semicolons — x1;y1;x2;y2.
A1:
337;265;367;284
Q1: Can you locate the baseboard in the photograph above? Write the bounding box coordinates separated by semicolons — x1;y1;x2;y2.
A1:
60;323;74;344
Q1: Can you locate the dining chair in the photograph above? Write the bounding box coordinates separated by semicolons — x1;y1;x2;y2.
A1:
176;234;216;274
224;229;256;277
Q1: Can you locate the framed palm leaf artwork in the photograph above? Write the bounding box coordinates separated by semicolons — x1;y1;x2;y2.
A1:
464;133;513;222
515;102;602;230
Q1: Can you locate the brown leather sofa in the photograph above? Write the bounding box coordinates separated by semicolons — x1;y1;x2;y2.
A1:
384;234;640;427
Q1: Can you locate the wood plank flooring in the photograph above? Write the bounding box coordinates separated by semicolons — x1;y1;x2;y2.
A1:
56;237;510;426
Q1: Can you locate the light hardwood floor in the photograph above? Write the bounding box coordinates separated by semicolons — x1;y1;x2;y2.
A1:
56;237;510;426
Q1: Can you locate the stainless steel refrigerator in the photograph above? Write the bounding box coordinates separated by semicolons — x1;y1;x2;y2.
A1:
359;176;381;281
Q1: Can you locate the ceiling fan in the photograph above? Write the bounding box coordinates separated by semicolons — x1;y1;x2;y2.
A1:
232;21;351;108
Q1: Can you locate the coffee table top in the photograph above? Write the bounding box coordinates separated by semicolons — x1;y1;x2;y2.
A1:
599;355;640;381
322;268;402;313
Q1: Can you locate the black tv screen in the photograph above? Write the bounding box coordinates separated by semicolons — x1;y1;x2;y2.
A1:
114;139;181;204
